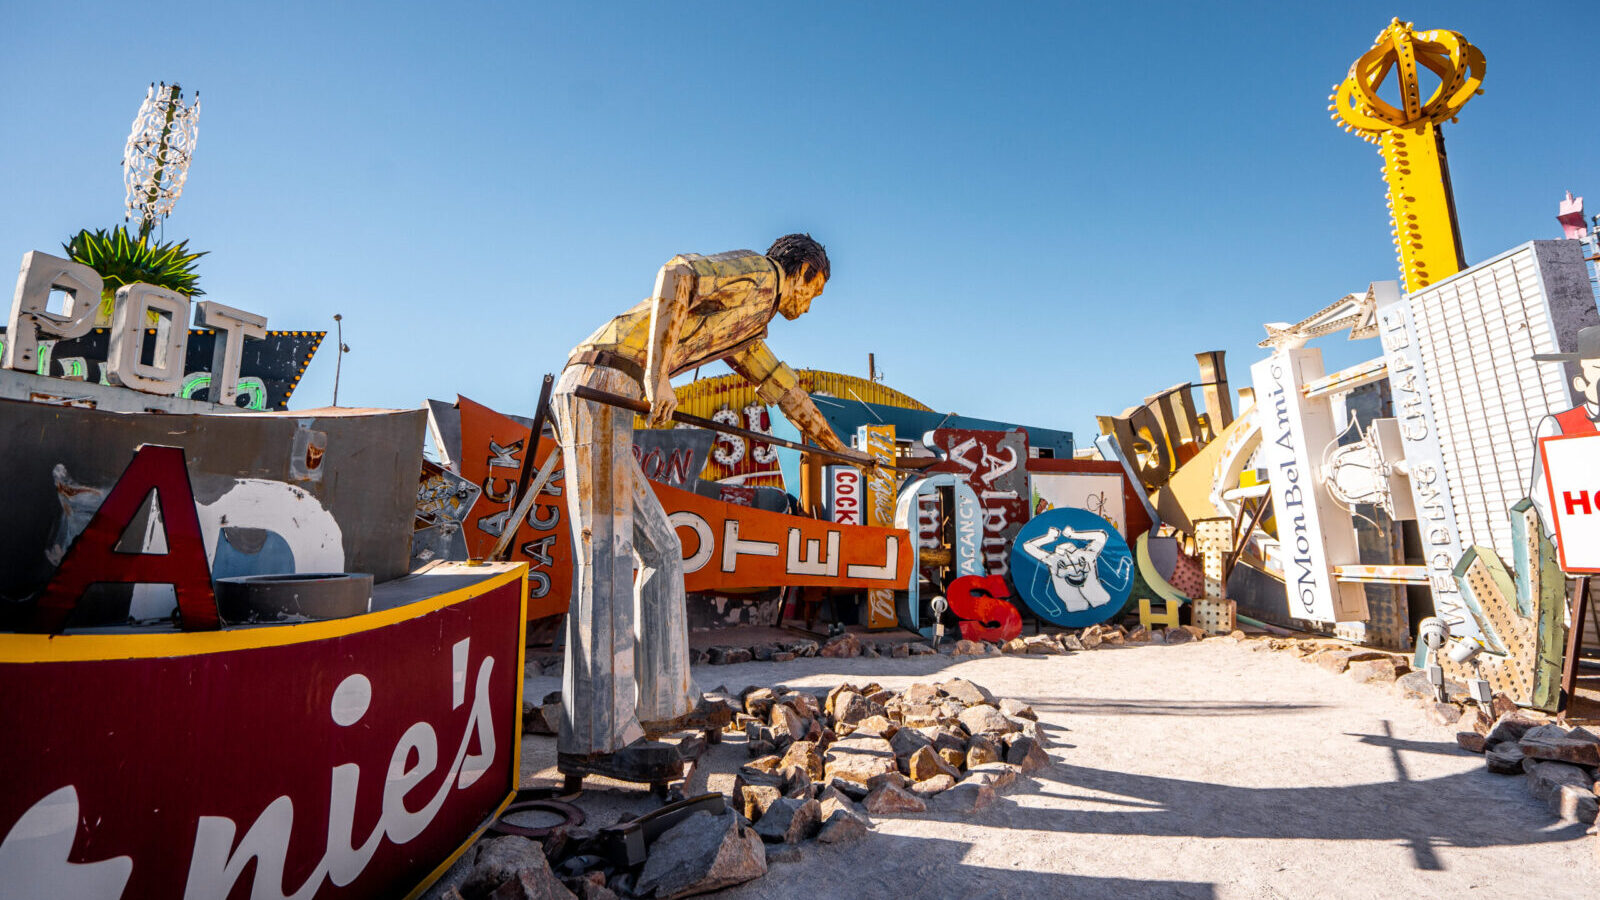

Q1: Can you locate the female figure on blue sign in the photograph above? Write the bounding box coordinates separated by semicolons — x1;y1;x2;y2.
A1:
1020;525;1111;615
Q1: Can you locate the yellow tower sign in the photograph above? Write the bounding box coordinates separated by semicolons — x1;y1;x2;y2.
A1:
1330;19;1485;292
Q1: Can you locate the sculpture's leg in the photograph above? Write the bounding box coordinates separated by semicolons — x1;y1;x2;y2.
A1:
553;366;644;756
630;442;698;727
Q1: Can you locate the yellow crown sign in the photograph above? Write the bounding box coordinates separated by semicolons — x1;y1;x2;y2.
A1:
1330;19;1485;292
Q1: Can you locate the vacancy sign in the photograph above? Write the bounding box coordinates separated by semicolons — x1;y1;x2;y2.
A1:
1540;433;1600;573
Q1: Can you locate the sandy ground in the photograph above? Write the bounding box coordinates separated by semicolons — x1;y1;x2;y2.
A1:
516;639;1598;900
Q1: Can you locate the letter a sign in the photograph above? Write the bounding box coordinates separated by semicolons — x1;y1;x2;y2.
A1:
1539;432;1600;573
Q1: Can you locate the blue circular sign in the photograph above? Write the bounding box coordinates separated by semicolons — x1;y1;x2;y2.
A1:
1008;508;1133;628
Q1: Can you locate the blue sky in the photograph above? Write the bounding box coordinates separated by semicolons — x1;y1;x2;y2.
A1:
4;3;1595;443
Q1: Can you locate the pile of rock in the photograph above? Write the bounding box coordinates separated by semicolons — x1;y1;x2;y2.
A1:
732;676;1053;844
1254;637;1480;727
813;622;1215;661
1455;714;1600;825
439;834;596;899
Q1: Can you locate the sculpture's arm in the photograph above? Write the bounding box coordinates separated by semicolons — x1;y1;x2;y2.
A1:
1057;526;1109;555
1020;527;1061;562
644;261;695;427
727;340;854;455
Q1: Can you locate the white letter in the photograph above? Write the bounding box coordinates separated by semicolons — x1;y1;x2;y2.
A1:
108;283;189;394
5;251;101;371
195;301;266;405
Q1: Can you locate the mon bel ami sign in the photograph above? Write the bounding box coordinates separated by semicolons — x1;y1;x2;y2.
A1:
1540;432;1600;573
0;568;524;899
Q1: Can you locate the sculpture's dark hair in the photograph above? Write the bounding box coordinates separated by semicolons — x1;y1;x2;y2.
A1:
766;233;830;283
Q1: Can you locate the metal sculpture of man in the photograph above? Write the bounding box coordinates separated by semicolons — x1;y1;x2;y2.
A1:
552;233;867;776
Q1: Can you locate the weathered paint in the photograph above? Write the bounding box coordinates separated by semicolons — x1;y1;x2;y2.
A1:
456;397;574;619
0;399;423;608
894;474;984;632
859;424;898;630
1447;501;1567;710
0;563;526;899
1010;508;1134;628
926;427;1030;578
946;574;1021;643
661;480;912;592
667;368;931;424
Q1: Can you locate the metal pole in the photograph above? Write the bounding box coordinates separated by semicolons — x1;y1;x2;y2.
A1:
332;314;344;407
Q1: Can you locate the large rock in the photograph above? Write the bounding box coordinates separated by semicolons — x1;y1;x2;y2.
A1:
907;745;961;782
911;773;957;796
1004;734;1051;772
779;741;824;782
1021;635;1062;655
1521;723;1570;744
1521;736;1600;768
923;727;968;755
820;633;862;658
851;715;897;739
463;836;563;897
941;679;995;707
752;796;821;843
1486;742;1526;775
1456;732;1489;753
1061;634;1086;651
938;746;967;770
835;692;881;726
816;794;872;844
521;696;561;736
964;763;1018;790
890;726;933;761
966;734;1002;767
739;783;783;822
998;698;1037;721
1525;760;1599;824
824;736;897;789
487;868;578;899
635;810;767;900
958;704;1020;736
897;704;941;728
949;639;986;656
1485;713;1543;747
935;780;995;812
742;755;784;778
863;782;927;814
903;684;942;705
770;704;808;744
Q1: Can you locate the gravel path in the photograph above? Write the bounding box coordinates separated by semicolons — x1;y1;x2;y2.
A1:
519;638;1597;899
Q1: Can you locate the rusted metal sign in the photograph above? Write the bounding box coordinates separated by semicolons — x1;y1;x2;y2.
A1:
458;396;571;618
925;427;1030;579
631;429;713;488
859;425;898;629
658;481;913;592
0;565;526;898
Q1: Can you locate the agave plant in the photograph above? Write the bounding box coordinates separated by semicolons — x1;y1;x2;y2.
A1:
63;226;207;324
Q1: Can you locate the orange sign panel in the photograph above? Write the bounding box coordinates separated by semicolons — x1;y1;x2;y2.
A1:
656;481;913;593
458;396;572;619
